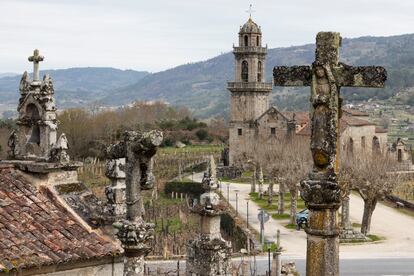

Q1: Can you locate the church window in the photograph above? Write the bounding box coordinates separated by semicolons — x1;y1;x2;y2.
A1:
257;36;260;46
271;127;276;135
361;136;366;149
348;138;354;155
258;61;262;82
398;149;402;162
241;61;248;82
372;136;380;154
244;35;248;46
238;128;242;136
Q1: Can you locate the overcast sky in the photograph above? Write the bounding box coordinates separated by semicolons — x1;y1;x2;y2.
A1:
1;0;413;73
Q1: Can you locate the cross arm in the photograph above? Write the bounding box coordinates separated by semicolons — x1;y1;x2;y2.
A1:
335;63;387;88
273;66;312;86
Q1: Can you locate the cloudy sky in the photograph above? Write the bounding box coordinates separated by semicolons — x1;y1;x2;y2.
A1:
1;0;413;73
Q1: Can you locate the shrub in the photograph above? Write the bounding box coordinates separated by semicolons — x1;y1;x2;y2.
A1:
195;129;209;141
164;181;205;197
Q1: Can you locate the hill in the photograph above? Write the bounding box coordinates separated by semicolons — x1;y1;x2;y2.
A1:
0;67;149;111
103;33;414;117
2;33;414;118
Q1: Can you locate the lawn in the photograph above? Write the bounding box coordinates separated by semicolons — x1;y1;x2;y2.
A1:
249;191;306;220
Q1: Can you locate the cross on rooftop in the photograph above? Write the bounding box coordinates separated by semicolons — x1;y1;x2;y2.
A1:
245;4;255;18
273;31;386;276
28;49;44;82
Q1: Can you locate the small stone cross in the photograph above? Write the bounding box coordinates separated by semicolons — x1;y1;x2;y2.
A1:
273;32;386;276
28;49;44;82
245;4;255;18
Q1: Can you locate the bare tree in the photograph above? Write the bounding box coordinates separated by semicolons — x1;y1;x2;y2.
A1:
255;136;312;225
340;153;403;235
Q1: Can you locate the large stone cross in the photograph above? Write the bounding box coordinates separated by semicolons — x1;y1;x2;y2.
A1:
28;49;44;82
273;32;386;276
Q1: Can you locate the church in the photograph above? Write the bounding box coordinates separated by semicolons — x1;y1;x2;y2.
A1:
227;17;296;166
226;17;393;167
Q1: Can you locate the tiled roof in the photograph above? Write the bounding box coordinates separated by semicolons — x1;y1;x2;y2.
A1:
281;111;310;125
296;115;375;137
375;127;388;133
342;108;369;117
296;123;311;136
341;115;375;127
0;166;121;273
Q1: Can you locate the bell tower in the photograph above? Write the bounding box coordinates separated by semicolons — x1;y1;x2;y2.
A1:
227;17;272;165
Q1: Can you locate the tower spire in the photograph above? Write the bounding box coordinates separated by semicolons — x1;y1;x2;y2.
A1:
246;4;255;19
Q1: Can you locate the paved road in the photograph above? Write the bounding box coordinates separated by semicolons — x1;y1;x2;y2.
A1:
194;173;414;259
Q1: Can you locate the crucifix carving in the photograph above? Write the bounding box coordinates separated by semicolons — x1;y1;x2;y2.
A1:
273;32;386;276
28;49;44;82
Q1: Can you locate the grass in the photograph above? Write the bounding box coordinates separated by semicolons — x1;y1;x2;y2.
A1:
367;234;385;242
284;223;297;230
351;222;362;228
249;192;306;214
159;144;223;154
272;213;291;220
263;241;280;252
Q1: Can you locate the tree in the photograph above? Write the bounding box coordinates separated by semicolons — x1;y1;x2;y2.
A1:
255;136;312;225
340;154;403;235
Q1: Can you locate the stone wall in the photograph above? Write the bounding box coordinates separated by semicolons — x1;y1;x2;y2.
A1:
217;166;243;179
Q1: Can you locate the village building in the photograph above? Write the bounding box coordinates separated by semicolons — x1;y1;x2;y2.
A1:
227;17;293;166
0;50;123;275
225;18;403;167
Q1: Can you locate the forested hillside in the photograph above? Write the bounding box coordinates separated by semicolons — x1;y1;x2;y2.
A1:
2;34;414;118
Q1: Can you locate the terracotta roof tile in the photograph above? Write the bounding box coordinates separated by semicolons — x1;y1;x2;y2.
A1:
0;167;121;273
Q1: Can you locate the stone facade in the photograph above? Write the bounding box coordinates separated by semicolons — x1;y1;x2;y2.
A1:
389;138;413;170
9;50;57;161
227;17;273;166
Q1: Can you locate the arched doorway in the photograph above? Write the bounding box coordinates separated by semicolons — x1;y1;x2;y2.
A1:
26;104;41;145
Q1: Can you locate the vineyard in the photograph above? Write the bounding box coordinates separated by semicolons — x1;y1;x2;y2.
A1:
77;144;223;257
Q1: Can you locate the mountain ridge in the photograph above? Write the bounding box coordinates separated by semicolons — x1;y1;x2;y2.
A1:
1;33;414;118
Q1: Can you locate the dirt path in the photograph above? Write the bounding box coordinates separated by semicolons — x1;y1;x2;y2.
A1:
194;173;414;259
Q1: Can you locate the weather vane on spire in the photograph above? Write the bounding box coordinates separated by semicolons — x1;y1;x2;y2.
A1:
246;4;255;19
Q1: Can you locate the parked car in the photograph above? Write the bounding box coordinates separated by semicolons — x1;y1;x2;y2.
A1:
296;209;309;230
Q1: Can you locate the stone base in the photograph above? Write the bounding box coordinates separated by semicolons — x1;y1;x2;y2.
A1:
340;228;367;242
1;159;82;174
186;236;232;276
281;262;300;276
217;166;242;179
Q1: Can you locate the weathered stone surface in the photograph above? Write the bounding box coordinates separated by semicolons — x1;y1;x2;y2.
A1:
273;32;387;276
216;166;242;179
186;156;232;276
108;130;162;276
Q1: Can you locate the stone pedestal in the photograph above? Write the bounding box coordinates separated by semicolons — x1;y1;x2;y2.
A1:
186;157;232;276
272;251;281;276
105;158;126;219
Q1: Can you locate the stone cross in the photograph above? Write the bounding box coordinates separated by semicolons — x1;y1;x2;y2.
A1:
245;4;255;18
108;130;163;276
273;32;386;276
28;49;44;82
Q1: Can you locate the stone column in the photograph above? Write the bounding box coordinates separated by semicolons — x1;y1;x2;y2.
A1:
109;130;163;276
341;194;351;230
105;158;126;219
186;156;232;276
272;251;281;276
